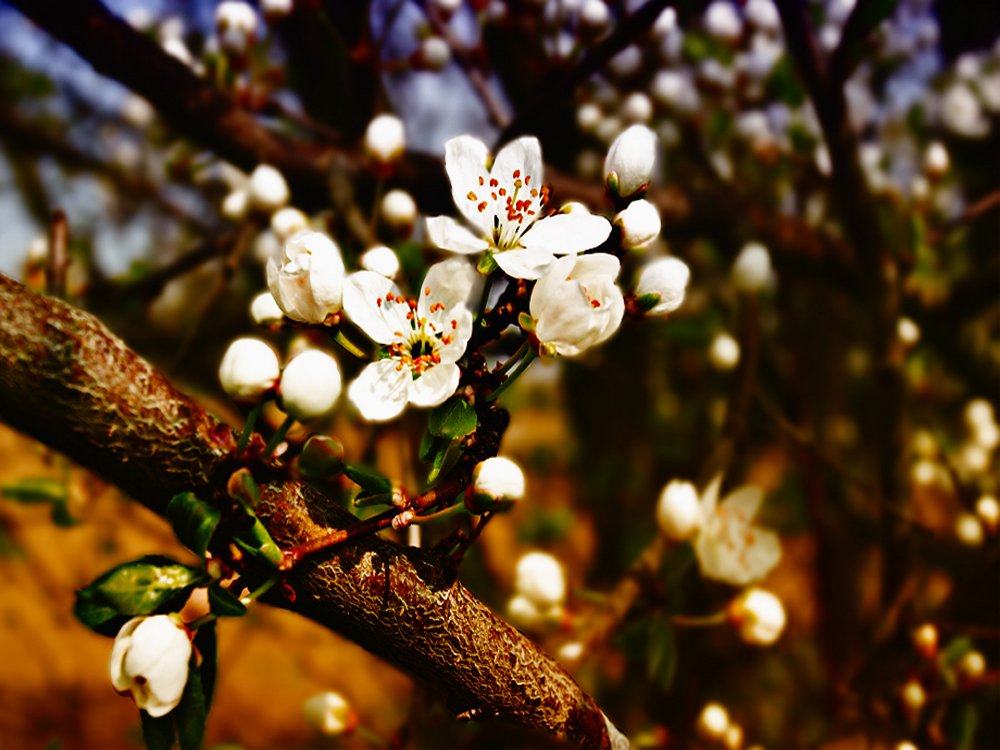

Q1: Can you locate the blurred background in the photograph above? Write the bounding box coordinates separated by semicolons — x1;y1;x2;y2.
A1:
0;0;997;748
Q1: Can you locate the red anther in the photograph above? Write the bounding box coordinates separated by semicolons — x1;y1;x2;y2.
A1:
513;169;520;179
591;299;601;308
490;178;498;187
477;201;487;212
377;297;383;307
467;191;477;201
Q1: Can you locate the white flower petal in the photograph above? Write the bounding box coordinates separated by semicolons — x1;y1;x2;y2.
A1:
419;257;479;315
435;307;473;363
721;486;764;523
408;362;461;407
348;360;410;422
495;247;557;280
445;135;493;233
307;249;345;313
425;216;491;255
520;212;613;255
343;272;409;345
491;136;543;194
571;252;621;281
699;473;724;518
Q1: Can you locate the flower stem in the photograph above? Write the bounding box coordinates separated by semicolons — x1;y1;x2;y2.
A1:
264;415;295;457
356;724;389;748
485;350;537;402
493;338;530;379
331;329;367;360
187;613;217;631
235;402;262;456
412;502;468;525
241;572;281;604
671;610;729;628
473;271;495;334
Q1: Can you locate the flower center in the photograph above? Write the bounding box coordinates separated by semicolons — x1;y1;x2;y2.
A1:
379;291;457;379
464;168;550;250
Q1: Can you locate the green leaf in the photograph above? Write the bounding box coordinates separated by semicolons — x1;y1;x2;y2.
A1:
647;614;677;691
227;468;261;509
428;398;477;440
174;656;207;750
167;493;222;558
344;464;393;495
50;499;78;527
207;584;247;618
193;624;218;711
951;701;978;750
1;477;66;504
426;439;453;484
139;710;177;750
73;595;127;637
941;636;974;667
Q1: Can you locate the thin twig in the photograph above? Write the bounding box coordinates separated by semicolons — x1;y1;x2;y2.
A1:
45;210;69;300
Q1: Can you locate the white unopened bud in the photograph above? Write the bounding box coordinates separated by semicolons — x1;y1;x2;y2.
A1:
958;650;986;681
302;691;357;736
656;480;702;540
901;679;926;713
652;70;700;114
622;92;654;124
261;0;293;20
705;0;743;41
912;623;938;658
697;702;731;741
219;337;281;402
247;164;290;212
577;102;603;134
581;0;611;27
897;317;921;346
615;199;661;249
728;587;786;646
109;615;192;719
360;245;401;279
515;551;566;609
976;495;999;532
364;114;406;166
270;207;310;241
955;512;984;546
267;230;345;324
723;724;744;750
381;189;418;233
964;399;995;430
507;594;561;630
709;332;740;371
280;349;342;420
420;36;451;69
250;291;284;326
604;124;657;198
924;141;950;179
472;456;526;506
215;1;258;53
745;0;780;32
608;45;643;77
634;256;690;315
222;188;249;220
732;242;776;293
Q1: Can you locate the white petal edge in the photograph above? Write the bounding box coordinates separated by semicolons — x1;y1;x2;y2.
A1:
408;363;461;408
343;271;408;345
520;213;613;255
348;360;410;422
444;135;493;234
425;216;491;255
495;246;557;280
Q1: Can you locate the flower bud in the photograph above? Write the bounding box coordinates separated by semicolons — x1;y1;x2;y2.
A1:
615;199;661;249
923;141;950;179
364;114;406;166
507;594;562;631
298;435;346;479
955;512;984;546
270;207;310;241
897;317;921;346
250;291;284;326
622;92;654;124
215;1;257;53
732;242;776;293
964;398;994;430
302;691;357;736
634;256;690;315
604;124;657;199
958;649;986;682
911;623;938;659
709;332;741;371
247;164;289;212
656;480;702;540
728;587;786;646
470;456;526;511
219;337;281;402
109;615;192;718
360;245;401;279
581;0;611;27
261;0;293;20
704;0;743;41
976;494;999;532
723;723;744;750
280;349;342;421
419;36;451;70
900;678;926;714
515;551;566;610
267;230;346;324
696;702;730;741
221;188;249;220
381;189;418;233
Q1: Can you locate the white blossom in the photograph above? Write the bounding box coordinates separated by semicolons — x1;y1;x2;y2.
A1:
266;230;345;324
109;616;191;718
976;495;999;532
530;253;625;357
381;189;418;232
280;349;342;421
344;258;476;421
608;45;643;77
364;114;406;165
745;0;780;33
656;479;702;541
249;291;284;326
923;141;950;178
576;102;603;134
247;164;290;212
709;332;740;371
302;691;356;736
221;188;249;221
261;0;293;19
215;1;258;52
955;512;984;546
580;0;611;28
697;702;731;741
219;337;281;401
704;1;743;41
604;124;657;198
427;136;611;279
420;36;451;69
958;650;987;681
728;587;786;645
941;83;990;139
652;70;701;114
732;241;776;293
515;551;566;609
622;92;654;124
634;256;690;315
694;475;782;585
472;456;526;505
615;199;661;249
270;207;310;241
360;245;401;279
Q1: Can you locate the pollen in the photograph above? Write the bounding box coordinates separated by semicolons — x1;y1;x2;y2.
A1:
424;286;431;296
478;201;488;212
513;169;520;179
376;297;382;307
591;299;601;308
467;191;477;201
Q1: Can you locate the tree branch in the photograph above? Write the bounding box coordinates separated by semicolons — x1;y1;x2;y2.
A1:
0;273;623;750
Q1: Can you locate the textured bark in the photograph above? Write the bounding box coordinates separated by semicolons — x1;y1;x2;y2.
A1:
0;273;622;750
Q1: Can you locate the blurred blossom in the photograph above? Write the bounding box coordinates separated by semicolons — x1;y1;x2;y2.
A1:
608;45;643;78
280;350;342;421
656;479;702;541
472;456;526;506
270;208;310;241
215;1;258;53
652;70;700;114
381;188;418;232
697;702;731;741
955;512;985;546
704;1;742;41
634;256;689;315
709;332;740;371
604;124;657;198
360;245;401;279
219;337;281;402
728;587;786;645
247;165;290;212
302;691;357;736
976;495;999;532
614;199;661;249
250;291;284;326
622;92;653;124
941;83;990;138
732;242;776;293
515;551;566;610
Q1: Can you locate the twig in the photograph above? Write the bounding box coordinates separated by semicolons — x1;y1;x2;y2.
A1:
45;210;69;300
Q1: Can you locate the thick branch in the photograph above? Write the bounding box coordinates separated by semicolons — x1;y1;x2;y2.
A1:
0;274;622;750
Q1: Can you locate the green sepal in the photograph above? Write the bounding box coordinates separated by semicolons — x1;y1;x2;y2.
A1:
517;312;535;333
635;292;662;313
207;583;247;618
167;493;221;558
428;397;477;440
298;436;346;480
344;464;393;495
74;556;203;636
477;251;498;275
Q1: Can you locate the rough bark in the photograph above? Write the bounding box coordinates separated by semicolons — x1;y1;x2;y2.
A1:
0;273;623;750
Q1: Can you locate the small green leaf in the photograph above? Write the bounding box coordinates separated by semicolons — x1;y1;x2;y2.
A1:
477;251;498;275
227;468;261;509
428;398;477;440
517;312;535;333
50;499;78;527
298;436;346;480
353;491;394;508
344;464;393;495
1;477;66;504
426;440;454;484
207;584;247;618
167;493;222;558
941;636;974;667
73;595;127;636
